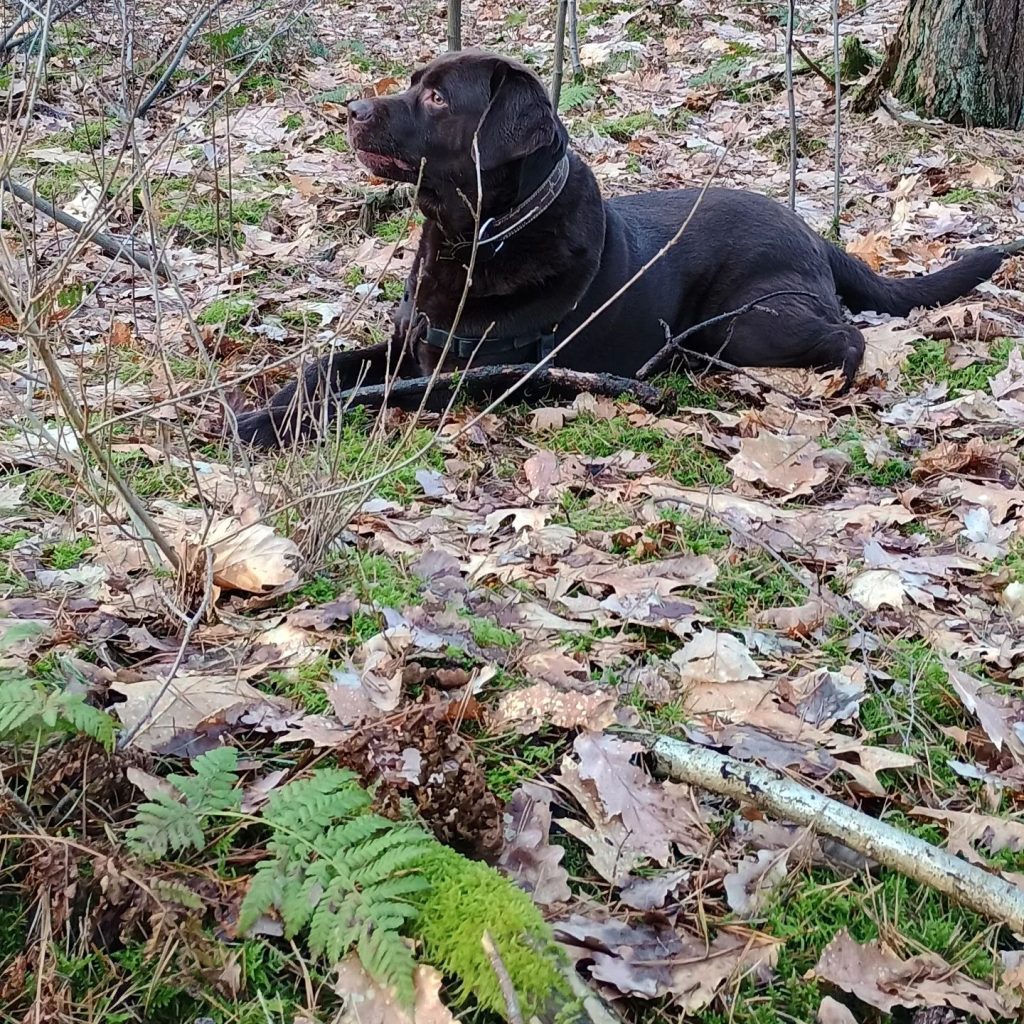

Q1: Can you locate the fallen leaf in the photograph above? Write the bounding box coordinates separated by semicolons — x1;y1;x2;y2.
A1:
555;916;779;1009
811;931;1014;1020
727;433;831;499
817;996;858;1024
333;955;455;1024
205;520;301;593
723;849;790;917
491;682;616;735
111;671;290;754
848;569;906;611
672;631;763;684
497;783;572;906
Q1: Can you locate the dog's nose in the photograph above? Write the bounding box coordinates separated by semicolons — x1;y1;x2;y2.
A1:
348;98;375;122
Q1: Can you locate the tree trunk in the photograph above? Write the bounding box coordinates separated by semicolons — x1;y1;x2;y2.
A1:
859;0;1024;128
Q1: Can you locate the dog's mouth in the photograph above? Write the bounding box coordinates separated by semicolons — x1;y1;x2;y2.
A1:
353;149;414;180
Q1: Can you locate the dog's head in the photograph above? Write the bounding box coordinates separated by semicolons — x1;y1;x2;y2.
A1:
347;50;567;192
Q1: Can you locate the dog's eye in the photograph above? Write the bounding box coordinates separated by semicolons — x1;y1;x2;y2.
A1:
424;88;447;109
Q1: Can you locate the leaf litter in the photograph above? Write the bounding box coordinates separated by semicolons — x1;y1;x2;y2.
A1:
1;0;1024;1019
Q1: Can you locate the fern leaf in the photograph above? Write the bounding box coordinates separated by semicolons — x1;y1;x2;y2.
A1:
361;874;431;903
0;678;44;735
127;793;205;860
171;746;240;815
55;693;116;749
558;81;597;112
358;924;417;1007
263;770;370;846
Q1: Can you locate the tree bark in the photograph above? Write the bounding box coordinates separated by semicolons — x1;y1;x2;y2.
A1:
858;0;1024;128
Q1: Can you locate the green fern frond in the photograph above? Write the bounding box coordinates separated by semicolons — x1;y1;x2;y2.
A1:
171;746;240;814
127;747;241;861
558;81;598;112
0;679;44;735
127;793;205;860
55;693;116;749
358;925;417;1007
0;675;116;747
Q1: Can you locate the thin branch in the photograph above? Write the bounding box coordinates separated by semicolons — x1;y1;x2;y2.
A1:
635;289;819;381
793;42;835;90
551;0;568;108
1;176;169;277
831;0;842;237
1;0;87;55
133;0;232;118
481;933;524;1024
645;736;1024;934
19;320;180;570
785;0;797;210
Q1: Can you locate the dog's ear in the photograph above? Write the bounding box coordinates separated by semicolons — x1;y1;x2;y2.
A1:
477;61;559;169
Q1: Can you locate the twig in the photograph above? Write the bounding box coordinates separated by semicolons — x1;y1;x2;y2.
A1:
1;0;88;56
481;932;524;1024
447;0;461;50
635;289;819;381
831;0;842;237
251;364;666;444
133;0;231;118
644;736;1024;934
1;177;169;277
792;42;834;91
551;0;568;108
784;0;797;210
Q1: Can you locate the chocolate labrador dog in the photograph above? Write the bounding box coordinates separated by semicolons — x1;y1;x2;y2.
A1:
235;50;1014;447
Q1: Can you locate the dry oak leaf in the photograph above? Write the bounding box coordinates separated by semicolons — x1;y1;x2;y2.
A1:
816;996;857;1024
943;658;1024;762
672;630;763;684
333;955;455;1024
756;594;828;637
847;569;906;611
910;806;1024;861
727;432;830;499
723;849;790;917
555;916;780;1009
111;670;289;754
811;930;1014;1021
203;519;301;593
490;681;616;735
497;782;572;906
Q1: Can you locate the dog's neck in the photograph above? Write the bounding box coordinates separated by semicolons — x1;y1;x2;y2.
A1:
420;138;569;252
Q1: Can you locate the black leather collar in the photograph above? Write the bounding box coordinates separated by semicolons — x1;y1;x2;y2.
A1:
447;152;571;258
422;323;557;363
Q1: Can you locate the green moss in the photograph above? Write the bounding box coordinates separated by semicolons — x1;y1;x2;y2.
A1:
265;655;331;713
461;614;518;649
417;846;571;1017
705;550;808;626
755;126;827;162
45;537;92;570
548;414;729;487
374;214;415;242
594;111;658;142
555;494;634;533
322;131;350;152
197;294;254;328
65;119;118;153
902;336;1015;396
0;529;31;553
165;199;270;246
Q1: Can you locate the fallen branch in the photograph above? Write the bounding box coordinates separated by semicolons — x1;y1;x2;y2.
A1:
481;932;524;1024
133;0;231;118
645;736;1024;934
0;0;87;54
635;289;819;381
1;177;169;278
333;362;666;416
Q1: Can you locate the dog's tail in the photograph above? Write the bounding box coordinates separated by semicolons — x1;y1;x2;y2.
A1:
828;240;1022;317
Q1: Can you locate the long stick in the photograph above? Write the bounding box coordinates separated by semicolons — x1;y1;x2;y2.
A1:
648;736;1024;933
567;0;581;76
1;177;168;277
831;0;842;237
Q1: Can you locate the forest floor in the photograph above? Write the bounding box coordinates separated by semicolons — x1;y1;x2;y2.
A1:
1;0;1024;1020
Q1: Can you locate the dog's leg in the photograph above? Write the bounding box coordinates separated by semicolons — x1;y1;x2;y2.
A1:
705;290;866;390
233;338;407;449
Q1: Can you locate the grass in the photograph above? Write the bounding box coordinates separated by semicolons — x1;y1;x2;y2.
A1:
165;198;270;246
109;452;190;499
704;550;808;627
755;126;827;162
555;494;635;533
476;729;568;801
65;119;118;153
547;414;729;488
902;335;1016;396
